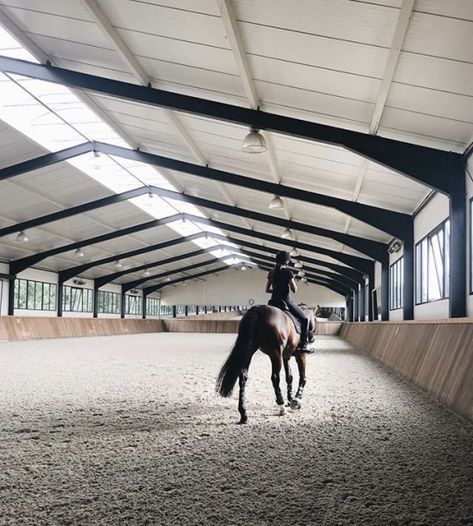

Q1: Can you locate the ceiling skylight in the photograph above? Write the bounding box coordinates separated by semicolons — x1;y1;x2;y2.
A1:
0;26;247;271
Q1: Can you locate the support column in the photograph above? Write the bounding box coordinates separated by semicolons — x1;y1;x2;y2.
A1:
93;283;99;318
120;286;125;319
142;294;147;319
57;279;64;317
381;257;390;321
367;263;375;321
172;305;177;318
403;220;414;320
196;305;200;315
346;295;352;322
7;276;15;316
353;289;358;321
184;305;188;316
449;156;467;318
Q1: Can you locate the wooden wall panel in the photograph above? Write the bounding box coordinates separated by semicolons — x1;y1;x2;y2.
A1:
315;322;343;335
341;321;473;421
0;316;164;342
163;319;240;333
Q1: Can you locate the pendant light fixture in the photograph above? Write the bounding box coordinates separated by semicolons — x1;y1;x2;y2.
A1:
281;228;294;240
241;128;267;153
74;247;85;258
143;269;150;277
268;195;284;210
290;247;300;257
114;260;123;269
294;260;303;269
16;231;28;243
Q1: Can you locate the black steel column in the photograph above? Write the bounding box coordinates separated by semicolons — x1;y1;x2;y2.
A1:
353;289;358;321
172;305;177;318
381;258;389;321
346;295;352;322
142;294;146;319
196;305;200;315
184;305;189;316
93;283;99;318
120;286;125;319
367;264;375;321
57;279;64;317
448;156;467;318
7;276;15;316
403;220;414;320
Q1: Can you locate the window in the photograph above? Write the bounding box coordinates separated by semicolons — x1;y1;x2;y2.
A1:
160;304;173;317
14;279;57;310
415;220;450;304
62;286;93;312
125;294;142;315
97;290;120;314
389;257;404;310
146;297;160;316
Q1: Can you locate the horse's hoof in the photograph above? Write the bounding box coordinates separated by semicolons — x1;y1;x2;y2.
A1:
290;399;301;410
239;415;248;424
277;405;286;416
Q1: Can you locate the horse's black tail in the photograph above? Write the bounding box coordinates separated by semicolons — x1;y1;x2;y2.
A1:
216;307;259;398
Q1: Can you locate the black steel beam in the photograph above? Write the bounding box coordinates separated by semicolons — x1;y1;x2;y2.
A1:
210;232;364;282
185;213;374;275
10;213;183;275
95;142;407;240
0;142;93;182
59;232;205;283
235;249;357;290
95;245;219;289
143;265;231;295
145;185;384;261
0;186;150;238
0;56;461;194
123;257;226;293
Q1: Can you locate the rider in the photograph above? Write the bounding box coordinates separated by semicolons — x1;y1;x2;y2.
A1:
266;250;313;353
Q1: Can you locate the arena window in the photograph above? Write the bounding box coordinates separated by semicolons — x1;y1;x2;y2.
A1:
97;290;120;314
62;286;93;312
389;257;404;310
125;294;142;315
470;198;473;295
415;219;450;304
146;297;160;316
14;279;57;310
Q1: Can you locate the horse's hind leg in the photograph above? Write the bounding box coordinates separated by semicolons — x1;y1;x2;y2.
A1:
270;354;285;415
238;350;256;424
291;352;307;410
283;357;293;404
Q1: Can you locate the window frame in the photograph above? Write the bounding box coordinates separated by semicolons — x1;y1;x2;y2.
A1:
470;197;473;295
97;290;121;314
13;278;57;311
389;256;404;311
125;294;142;315
415;218;450;306
62;285;93;313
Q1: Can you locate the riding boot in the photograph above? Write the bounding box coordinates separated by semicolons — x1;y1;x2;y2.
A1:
298;319;314;354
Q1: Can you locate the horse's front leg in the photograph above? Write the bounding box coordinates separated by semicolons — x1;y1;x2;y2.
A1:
270;354;285;415
291;352;307;410
283;357;293;404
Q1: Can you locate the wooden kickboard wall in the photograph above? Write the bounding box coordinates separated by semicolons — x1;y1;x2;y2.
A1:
340;321;473;421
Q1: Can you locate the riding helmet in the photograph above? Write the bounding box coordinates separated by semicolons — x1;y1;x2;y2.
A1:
275;250;291;264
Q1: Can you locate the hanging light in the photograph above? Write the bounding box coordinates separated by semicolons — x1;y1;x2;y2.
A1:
301;277;308;283
143;269;150;277
241;263;247;271
297;270;305;278
182;280;188;287
268;195;284;210
114;260;123;269
290;247;300;257
241;128;267;153
294;260;303;269
16;231;28;243
165;276;171;282
74;247;85;258
281;228;294;240
148;187;155;199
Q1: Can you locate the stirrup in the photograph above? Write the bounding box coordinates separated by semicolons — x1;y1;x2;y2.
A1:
298;343;314;354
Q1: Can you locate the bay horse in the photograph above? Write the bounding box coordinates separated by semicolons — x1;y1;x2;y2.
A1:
216;304;316;423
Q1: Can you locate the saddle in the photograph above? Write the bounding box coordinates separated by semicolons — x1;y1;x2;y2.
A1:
268;299;301;334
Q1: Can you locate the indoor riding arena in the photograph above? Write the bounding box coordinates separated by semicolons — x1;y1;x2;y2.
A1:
0;1;472;525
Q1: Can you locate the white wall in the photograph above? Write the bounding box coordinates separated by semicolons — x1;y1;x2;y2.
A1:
160;268;346;309
413;193;450;320
0;261;8;316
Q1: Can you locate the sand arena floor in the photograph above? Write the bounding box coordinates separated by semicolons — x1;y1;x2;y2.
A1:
0;333;472;526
